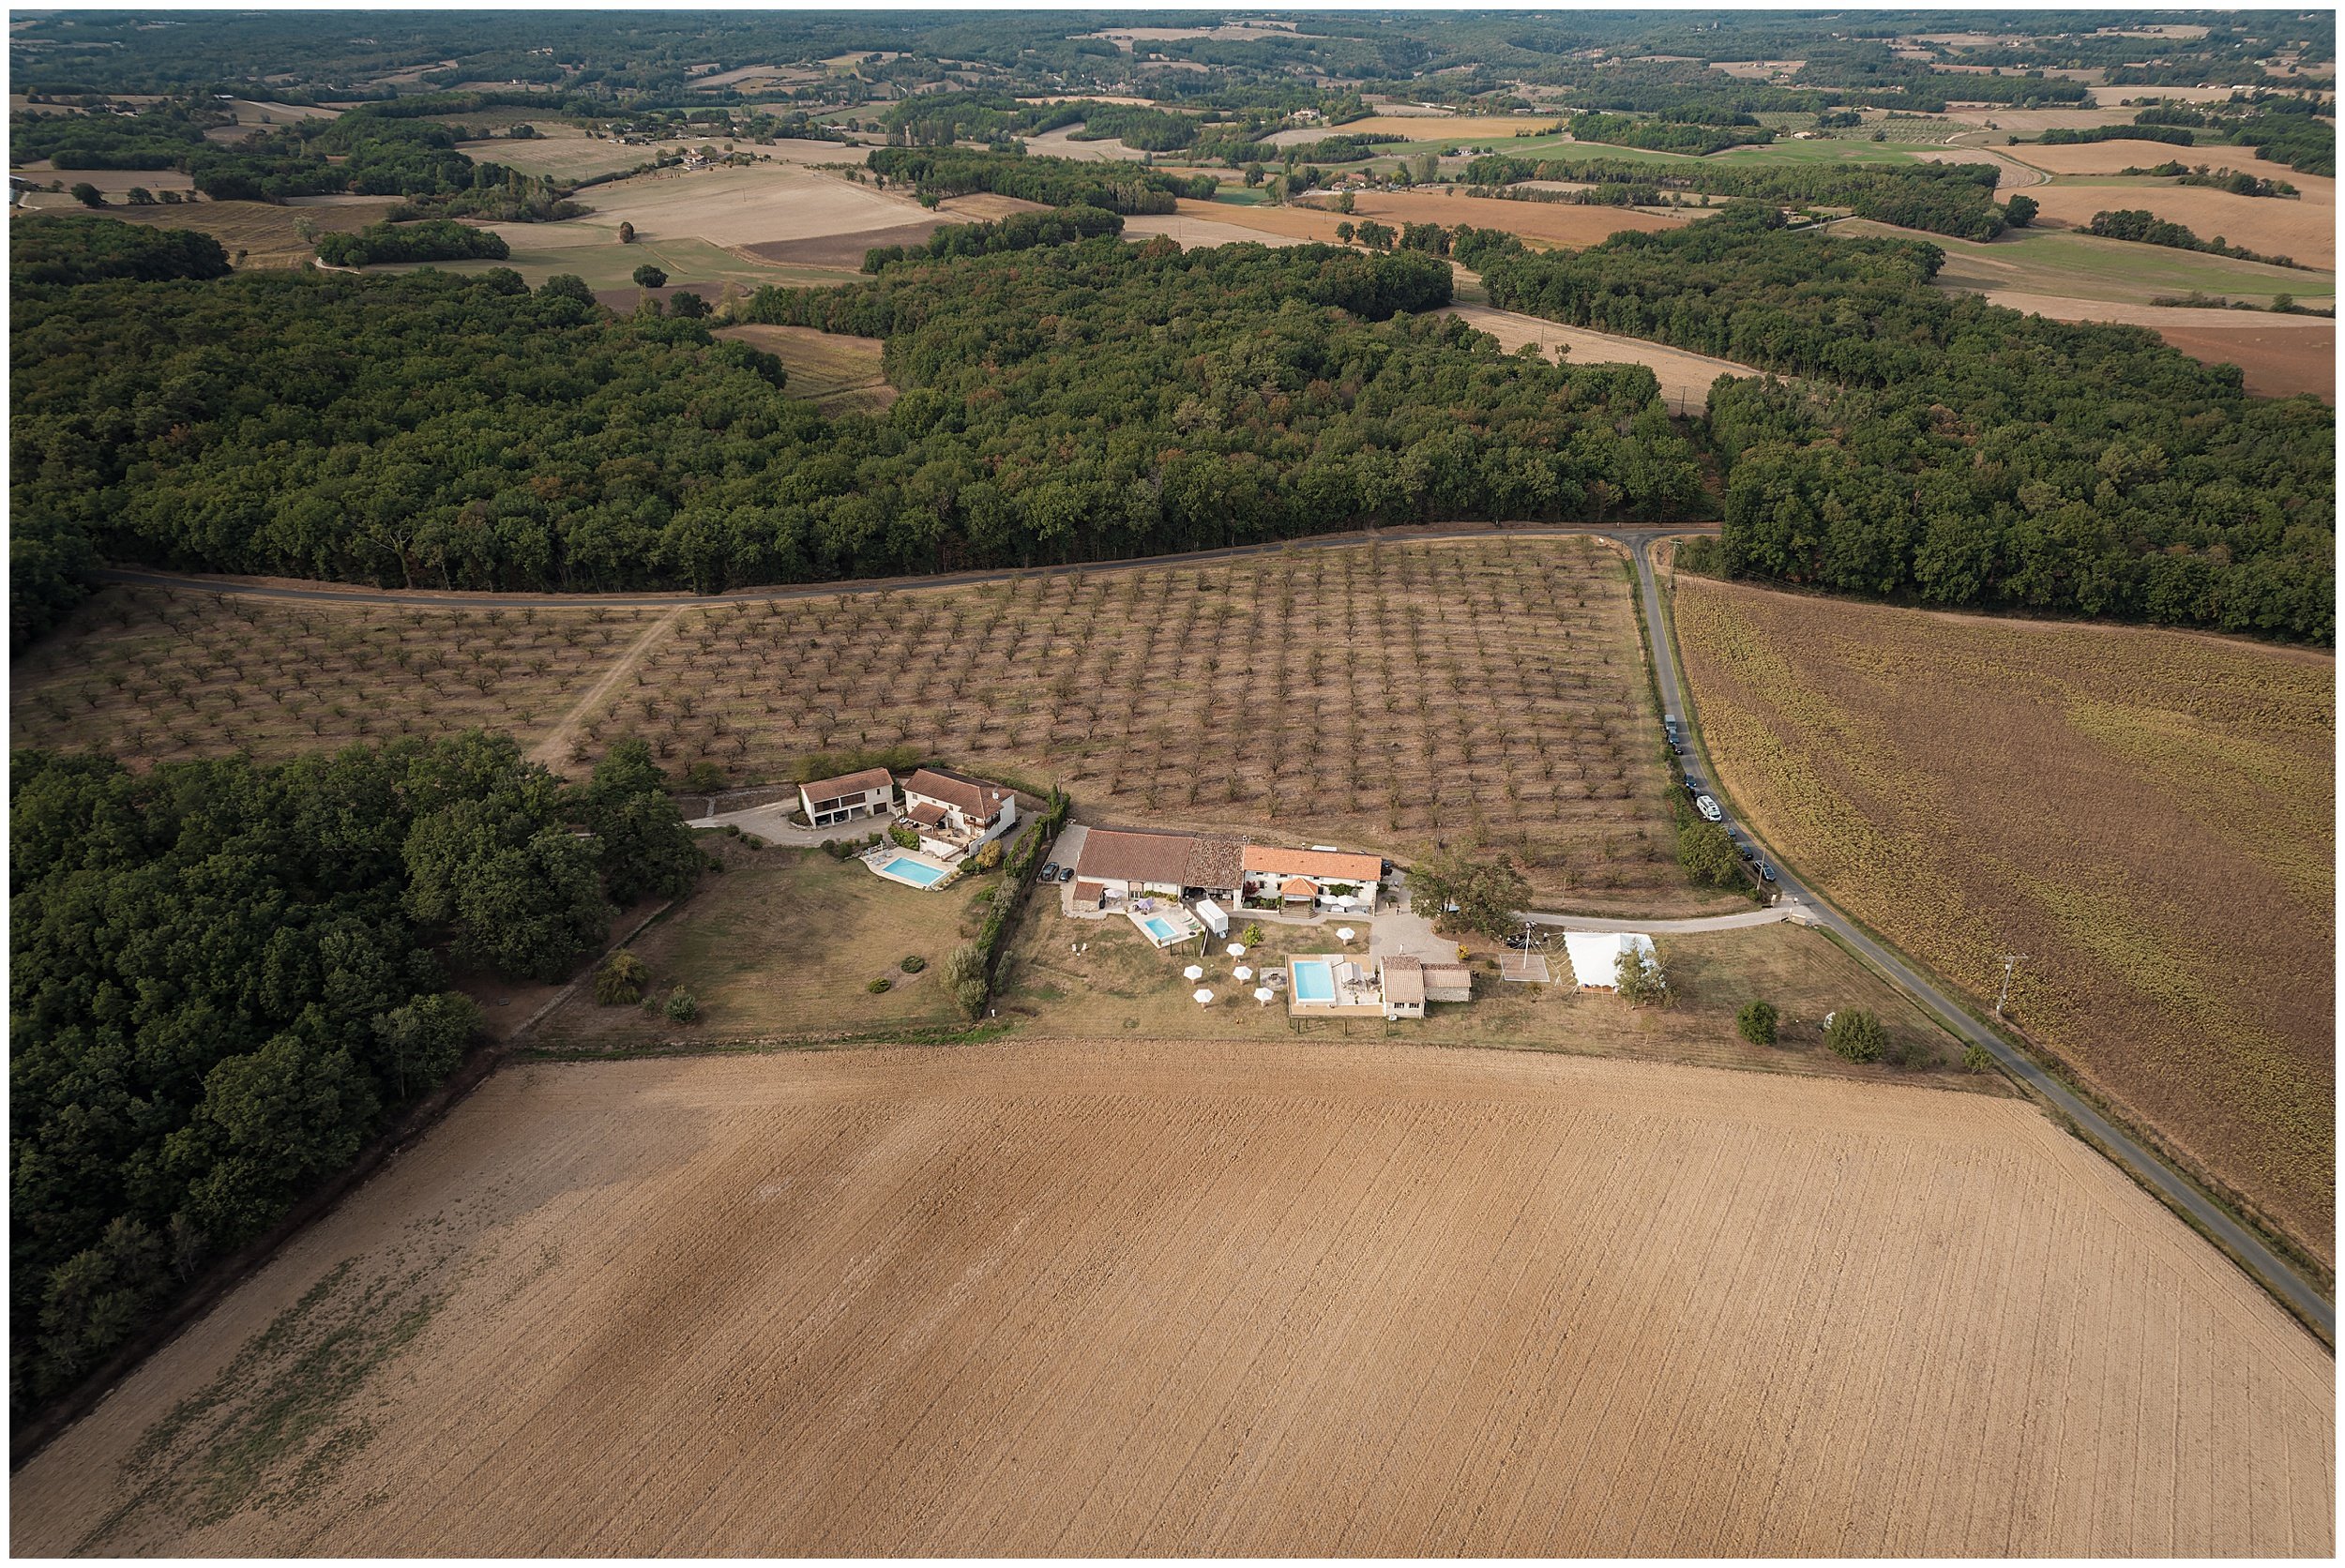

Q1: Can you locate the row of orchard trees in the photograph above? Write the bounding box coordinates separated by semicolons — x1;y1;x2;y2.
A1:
9;732;704;1416
12;229;1703;641
1449;209;2335;643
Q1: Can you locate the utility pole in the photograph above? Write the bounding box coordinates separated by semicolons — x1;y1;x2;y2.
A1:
1995;954;2028;1018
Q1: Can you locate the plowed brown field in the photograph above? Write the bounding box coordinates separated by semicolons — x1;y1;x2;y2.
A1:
1980;289;2335;399
12;1044;2331;1556
1674;576;2337;1260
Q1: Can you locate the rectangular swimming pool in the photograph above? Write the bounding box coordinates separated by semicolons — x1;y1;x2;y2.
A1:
882;856;946;887
1142;915;1180;943
1292;959;1335;1003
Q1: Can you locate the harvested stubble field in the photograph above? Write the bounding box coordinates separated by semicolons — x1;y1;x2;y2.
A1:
12;1043;2330;1555
11;539;1723;915
1976;289;2335;400
711;323;895;412
1672;574;2337;1263
2020;179;2336;271
1845;219;2331;309
1444;302;1760;407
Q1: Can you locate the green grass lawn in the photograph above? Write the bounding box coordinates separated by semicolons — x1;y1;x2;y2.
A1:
1840;219;2337;307
534;839;986;1048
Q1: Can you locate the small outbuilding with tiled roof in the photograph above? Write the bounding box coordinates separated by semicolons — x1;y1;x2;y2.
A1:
800;766;896;829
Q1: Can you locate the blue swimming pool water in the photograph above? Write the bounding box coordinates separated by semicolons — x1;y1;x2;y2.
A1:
883;856;946;887
1292;960;1335;1003
1142;915;1179;943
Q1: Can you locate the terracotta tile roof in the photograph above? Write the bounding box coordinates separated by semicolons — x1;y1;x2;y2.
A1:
903;767;1012;821
1075;828;1198;886
800;766;892;805
1244;846;1383;882
1072;880;1107;903
906;800;948;827
1183;834;1248;890
1279;876;1320;898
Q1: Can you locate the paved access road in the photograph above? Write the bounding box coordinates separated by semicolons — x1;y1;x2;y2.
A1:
1632;535;2335;1340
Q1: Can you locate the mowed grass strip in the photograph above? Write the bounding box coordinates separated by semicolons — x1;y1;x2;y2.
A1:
16;539;1727;916
1673;574;2336;1260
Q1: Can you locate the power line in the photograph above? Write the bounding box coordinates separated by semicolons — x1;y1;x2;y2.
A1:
1995;954;2028;1018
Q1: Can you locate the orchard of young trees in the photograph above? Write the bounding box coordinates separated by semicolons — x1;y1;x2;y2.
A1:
12;232;1701;634
1452;209;2335;642
9;732;703;1415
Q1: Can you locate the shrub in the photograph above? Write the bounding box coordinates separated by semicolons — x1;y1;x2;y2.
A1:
867;976;892;994
682;761;726;792
943;942;987;989
889;823;921;851
900;954;927;973
1963;1042;1996;1074
594;949;651;1006
1825;1009;1886;1063
632;263;668;289
663;988;700;1023
1736;999;1779;1047
975;839;1004;873
953;976;989;1019
2004;192;2037;227
1615;945;1671;1007
1241;922;1265;947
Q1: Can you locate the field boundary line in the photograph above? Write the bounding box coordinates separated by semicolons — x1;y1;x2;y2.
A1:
529;606;685;772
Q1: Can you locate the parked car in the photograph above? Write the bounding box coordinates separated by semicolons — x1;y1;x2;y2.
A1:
1038;862;1060;882
1058;865;1076;882
1756;860;1777;882
1695;795;1722;822
1683;777;1702;797
1504;932;1543;950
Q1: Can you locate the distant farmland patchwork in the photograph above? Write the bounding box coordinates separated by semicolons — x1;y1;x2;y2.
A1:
1672;573;2336;1262
11;1046;2330;1556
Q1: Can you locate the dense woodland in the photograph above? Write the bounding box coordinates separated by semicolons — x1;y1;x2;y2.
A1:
10;234;1697;632
1453;210;2335;641
1463;153;2011;239
314;219;512;268
866;146;1216;212
9;734;704;1414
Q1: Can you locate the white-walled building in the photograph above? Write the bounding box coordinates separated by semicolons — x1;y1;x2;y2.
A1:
900;768;1018;861
799;767;896;829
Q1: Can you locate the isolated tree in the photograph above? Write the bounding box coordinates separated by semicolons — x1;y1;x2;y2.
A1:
1336;219;1356;244
2003;192;2037;227
1825;1009;1887;1063
1334;189;1355;214
125;186;157;206
616;220;636;244
1615;944;1671;1007
1412;848;1530;939
630;263;667;289
68;182;104;208
663;988;699;1023
1736;999;1779;1047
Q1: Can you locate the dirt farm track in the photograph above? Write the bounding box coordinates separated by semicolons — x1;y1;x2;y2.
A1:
14;1044;2330;1557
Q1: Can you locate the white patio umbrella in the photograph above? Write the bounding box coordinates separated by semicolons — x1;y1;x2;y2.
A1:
1192;988;1215;1005
1336;927;1356;944
1233;965;1253;982
1183;964;1204;982
1254;987;1275;1006
1226;942;1247;957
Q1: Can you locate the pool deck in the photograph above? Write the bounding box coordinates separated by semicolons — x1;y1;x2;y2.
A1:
865;846;959;891
1127;903;1203;948
1286;953;1386;1017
